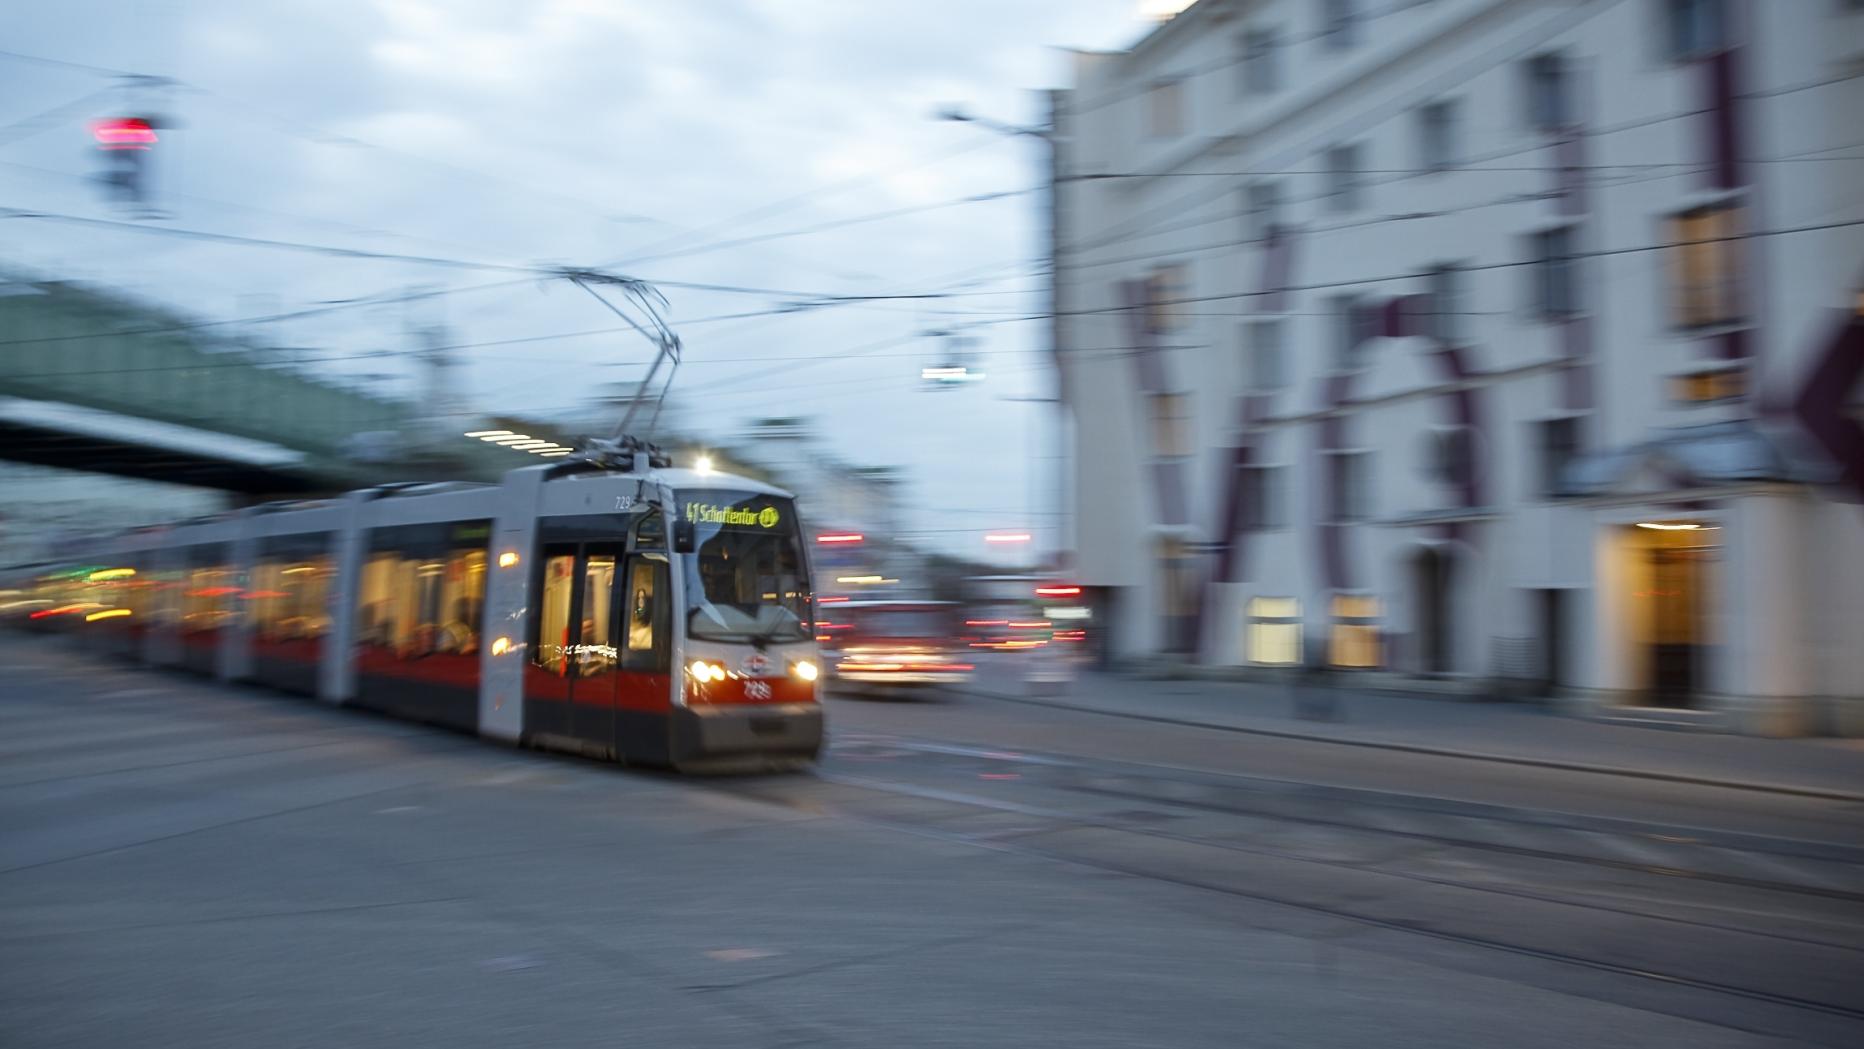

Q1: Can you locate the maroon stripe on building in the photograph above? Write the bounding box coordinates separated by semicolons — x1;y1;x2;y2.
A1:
1122;279;1190;527
1792;313;1864;502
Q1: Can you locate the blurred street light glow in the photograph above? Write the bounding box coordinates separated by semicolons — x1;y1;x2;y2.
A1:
984;532;1031;543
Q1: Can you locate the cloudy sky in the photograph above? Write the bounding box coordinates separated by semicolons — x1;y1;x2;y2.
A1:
1;0;1164;556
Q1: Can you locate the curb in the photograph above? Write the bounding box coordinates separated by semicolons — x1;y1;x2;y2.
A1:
942;685;1864;804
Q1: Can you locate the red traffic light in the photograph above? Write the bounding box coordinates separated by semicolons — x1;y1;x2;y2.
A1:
92;118;157;150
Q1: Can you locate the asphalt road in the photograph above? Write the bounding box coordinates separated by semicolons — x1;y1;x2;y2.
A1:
3;641;1861;1049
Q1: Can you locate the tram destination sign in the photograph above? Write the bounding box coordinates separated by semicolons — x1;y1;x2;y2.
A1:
684;501;781;530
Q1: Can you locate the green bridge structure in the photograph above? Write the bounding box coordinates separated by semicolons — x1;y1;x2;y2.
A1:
1;272;559;496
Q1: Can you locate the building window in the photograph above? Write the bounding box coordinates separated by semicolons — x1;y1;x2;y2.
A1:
1530;225;1581;318
1147;263;1191;332
1148;79;1185;138
1333;293;1377;369
1243;26;1280;94
1329;593;1381;667
1330;450;1373;522
1417;100;1458;172
1537;416;1581;497
1426;263;1462;343
1244;179;1281;243
1325;142;1363;213
1150;391;1192;459
1247;318;1285;390
1669;203;1744;328
1664;0;1727;60
1321;0;1359;51
1247;596;1302;665
1241;465;1285;530
1524;52;1568;131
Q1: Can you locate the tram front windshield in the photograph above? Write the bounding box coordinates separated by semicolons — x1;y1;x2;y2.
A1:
681;491;812;644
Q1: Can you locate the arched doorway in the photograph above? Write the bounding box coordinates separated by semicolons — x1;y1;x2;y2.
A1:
1412;545;1454;676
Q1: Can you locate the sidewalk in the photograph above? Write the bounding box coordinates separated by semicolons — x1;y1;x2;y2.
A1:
953;657;1864;800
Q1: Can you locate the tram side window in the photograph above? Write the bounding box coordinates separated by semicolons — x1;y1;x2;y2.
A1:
533;552;577;675
249;537;334;643
181;548;235;632
623;556;670;672
579;554;617;675
356;523;489;663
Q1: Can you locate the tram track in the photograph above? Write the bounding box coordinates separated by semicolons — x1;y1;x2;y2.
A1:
701;737;1864;1045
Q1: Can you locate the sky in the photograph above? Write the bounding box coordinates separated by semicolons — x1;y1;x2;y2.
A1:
0;0;1163;558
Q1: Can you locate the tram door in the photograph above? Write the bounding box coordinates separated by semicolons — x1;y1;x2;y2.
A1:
524;542;621;745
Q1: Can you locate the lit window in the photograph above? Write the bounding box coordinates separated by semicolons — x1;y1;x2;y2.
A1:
1669;203;1744;328
1148;79;1185;138
1330;593;1381;668
1248;596;1301;665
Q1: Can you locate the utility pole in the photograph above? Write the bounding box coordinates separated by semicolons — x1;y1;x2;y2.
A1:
936;96;1067;573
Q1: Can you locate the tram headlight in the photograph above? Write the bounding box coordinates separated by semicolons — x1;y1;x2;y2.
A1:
688;660;723;683
791;660;818;682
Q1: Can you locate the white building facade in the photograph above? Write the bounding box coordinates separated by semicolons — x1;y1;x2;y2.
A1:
1056;0;1864;733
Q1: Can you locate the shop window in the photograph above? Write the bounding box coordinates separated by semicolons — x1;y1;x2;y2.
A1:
1669;203;1745;329
1329;593;1381;667
1247;596;1301;664
356;520;491;671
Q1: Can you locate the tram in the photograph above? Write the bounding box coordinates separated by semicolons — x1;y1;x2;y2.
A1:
24;443;823;771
